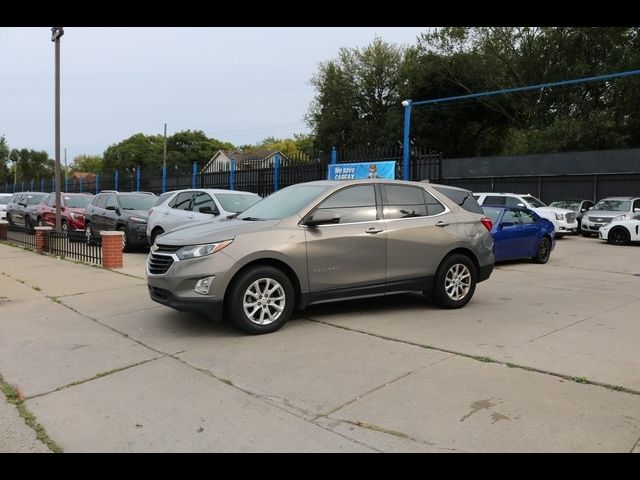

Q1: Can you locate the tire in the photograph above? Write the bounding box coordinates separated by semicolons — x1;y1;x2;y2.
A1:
61;220;68;233
85;223;95;246
150;227;164;246
581;232;592;238
430;254;477;309
118;226;130;252
225;266;295;334
24;216;32;228
533;236;552;264
608;227;630;246
36;217;44;227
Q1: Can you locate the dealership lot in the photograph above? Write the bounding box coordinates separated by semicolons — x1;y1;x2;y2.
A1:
1;236;639;452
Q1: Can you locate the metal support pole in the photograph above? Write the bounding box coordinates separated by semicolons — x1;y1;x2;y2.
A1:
230;160;235;191
331;147;337;164
96;173;100;194
191;162;197;189
79;176;83;192
31;179;34;191
41;178;44;192
136;166;141;191
161;164;167;193
402;100;412;181
274;153;281;192
115;169;119;191
53;27;63;232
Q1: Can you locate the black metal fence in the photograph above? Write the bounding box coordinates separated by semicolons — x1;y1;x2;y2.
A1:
4;224;102;265
6;224;36;250
49;230;102;265
442;173;640;204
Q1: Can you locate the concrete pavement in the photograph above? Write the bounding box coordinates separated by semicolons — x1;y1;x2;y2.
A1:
1;237;640;452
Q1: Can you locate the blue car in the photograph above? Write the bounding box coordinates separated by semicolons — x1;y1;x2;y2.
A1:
482;206;555;263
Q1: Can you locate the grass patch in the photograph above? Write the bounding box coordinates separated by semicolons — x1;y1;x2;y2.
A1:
32;286;41;292
0;376;63;453
505;363;517;368
608;385;625;392
571;376;590;384
472;356;494;363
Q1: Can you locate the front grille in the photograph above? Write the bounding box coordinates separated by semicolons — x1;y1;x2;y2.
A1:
588;216;612;223
155;244;181;253
149;285;171;301
148;253;175;275
566;212;576;223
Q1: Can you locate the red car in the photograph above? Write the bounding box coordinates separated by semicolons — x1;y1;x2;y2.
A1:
36;193;93;231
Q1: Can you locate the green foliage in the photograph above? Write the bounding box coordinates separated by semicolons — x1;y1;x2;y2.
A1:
255;133;317;158
0;135;9;182
308;27;640;156
72;154;103;173
9;148;54;181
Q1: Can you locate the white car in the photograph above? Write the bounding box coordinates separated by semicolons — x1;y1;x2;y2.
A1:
474;192;578;237
146;188;261;245
599;217;640;245
0;193;12;220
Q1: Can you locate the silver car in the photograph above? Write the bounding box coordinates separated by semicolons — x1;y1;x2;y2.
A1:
581;196;640;237
146;188;261;245
147;180;495;334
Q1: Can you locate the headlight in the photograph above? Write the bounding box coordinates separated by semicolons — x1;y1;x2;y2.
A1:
613;214;627;221
69;212;84;220
129;216;147;223
555;213;564;220
176;240;233;260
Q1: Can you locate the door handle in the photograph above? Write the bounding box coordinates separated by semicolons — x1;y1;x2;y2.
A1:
436;221;449;227
187;215;194;219
365;227;383;234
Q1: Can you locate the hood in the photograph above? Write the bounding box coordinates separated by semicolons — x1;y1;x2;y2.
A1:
535;206;574;215
124;209;150;219
157;218;281;246
585;210;625;219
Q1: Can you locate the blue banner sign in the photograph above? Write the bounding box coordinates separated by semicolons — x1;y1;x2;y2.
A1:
328;161;396;180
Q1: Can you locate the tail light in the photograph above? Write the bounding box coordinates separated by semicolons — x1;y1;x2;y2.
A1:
480;217;493;231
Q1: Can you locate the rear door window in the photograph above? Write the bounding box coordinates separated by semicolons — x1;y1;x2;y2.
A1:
433;186;483;214
316;185;377;224
484;195;506;206
171;192;194;211
383;185;428;219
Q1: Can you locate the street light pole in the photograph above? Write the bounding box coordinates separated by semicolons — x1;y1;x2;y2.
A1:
52;27;64;232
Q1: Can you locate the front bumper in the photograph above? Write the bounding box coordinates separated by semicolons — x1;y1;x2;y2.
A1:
555;219;578;235
148;285;223;320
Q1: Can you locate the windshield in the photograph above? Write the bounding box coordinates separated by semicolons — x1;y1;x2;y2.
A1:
26;194;46;205
522;195;546;208
119;194;157;210
592;199;631;212
549;200;579;210
0;196;9;205
238;184;331;221
216;193;260;213
64;196;92;208
482;207;502;224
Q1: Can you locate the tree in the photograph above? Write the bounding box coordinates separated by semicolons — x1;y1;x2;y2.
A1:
9;149;55;181
72;154;103;173
167;130;234;170
0;135;9;182
103;133;165;173
307;37;405;151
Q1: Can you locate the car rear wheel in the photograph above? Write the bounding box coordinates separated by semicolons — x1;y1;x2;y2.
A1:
37;217;44;227
533;236;552;264
226;266;294;334
85;223;95;245
430;254;477;309
118;226;130;252
608;227;630;246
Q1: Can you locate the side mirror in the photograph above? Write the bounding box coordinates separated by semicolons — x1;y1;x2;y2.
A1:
499;221;515;229
517;203;525;208
305;210;340;227
199;206;219;215
634;208;640;213
105;205;117;211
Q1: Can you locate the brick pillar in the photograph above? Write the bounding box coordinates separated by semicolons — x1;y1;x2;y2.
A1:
101;231;124;269
34;226;53;253
0;220;7;241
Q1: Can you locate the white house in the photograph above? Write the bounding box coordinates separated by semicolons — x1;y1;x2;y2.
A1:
203;150;286;173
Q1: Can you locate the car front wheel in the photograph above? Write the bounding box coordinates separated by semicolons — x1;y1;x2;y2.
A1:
226;266;295;334
533;236;552;264
430;254;477;309
608;227;630;245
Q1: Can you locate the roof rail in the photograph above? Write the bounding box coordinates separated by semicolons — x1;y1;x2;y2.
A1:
98;189;118;193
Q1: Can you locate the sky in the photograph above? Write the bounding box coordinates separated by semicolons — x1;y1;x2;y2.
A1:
0;27;428;163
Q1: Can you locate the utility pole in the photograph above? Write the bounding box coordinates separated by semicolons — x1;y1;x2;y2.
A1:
52;27;64;232
163;123;167;168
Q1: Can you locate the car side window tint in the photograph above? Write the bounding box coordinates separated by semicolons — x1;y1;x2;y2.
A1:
484;196;506;206
502;209;521;224
316;185;377;224
519;210;537;224
105;195;117;209
504;196;522;207
633;199;640;210
192;192;216;213
384;185;427;219
172;192;193;211
423;190;446;216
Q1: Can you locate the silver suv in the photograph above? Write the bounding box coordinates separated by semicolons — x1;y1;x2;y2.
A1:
581;196;640;237
147;180;495;334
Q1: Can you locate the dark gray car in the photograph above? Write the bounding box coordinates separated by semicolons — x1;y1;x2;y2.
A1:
147;180;495;334
85;191;157;251
6;192;47;227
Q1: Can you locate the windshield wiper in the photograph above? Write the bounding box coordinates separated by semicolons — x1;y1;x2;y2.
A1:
240;216;263;221
226;213;239;219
